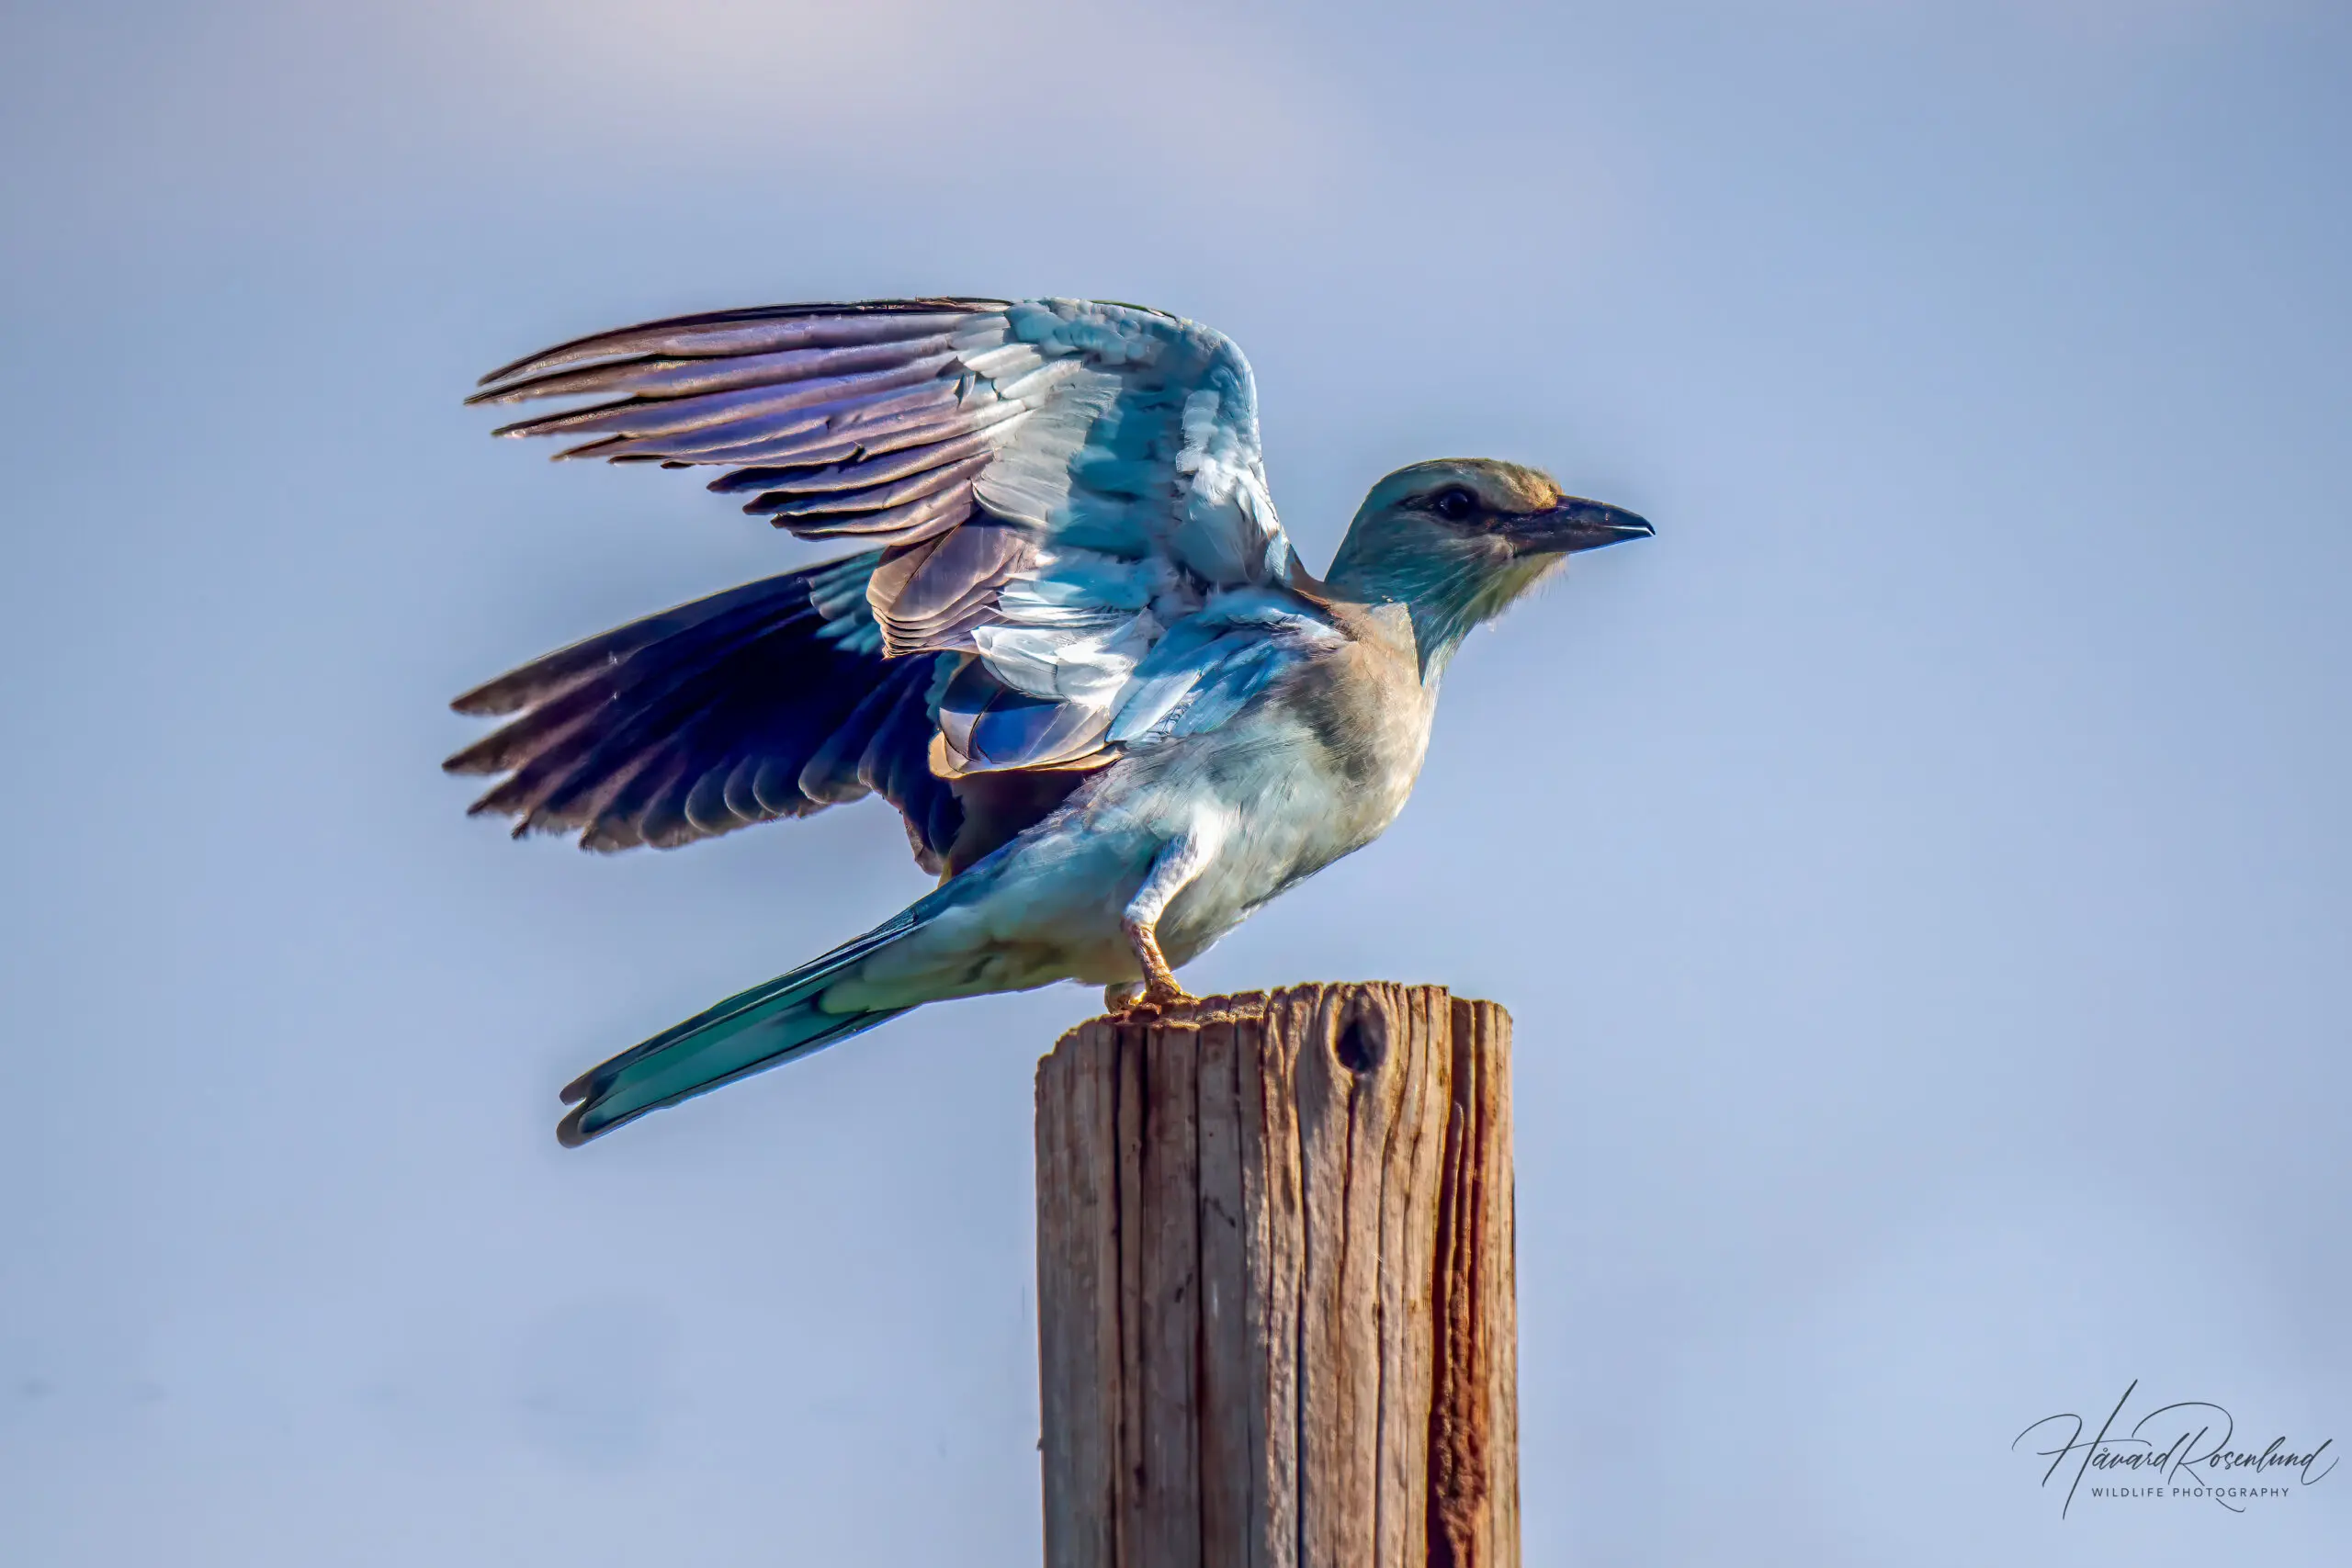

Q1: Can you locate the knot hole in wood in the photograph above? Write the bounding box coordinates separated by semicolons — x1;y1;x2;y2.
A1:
1335;999;1389;1074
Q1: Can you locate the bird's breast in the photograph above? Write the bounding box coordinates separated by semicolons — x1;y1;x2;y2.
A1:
1277;632;1436;847
1155;629;1434;939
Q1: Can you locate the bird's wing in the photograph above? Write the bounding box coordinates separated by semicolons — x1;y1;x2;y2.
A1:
469;298;1306;777
444;553;967;862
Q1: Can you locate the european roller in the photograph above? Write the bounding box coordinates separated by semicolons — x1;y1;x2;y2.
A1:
447;299;1652;1145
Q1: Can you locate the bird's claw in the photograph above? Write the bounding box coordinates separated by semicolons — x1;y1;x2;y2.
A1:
1102;977;1197;1016
1142;978;1196;1010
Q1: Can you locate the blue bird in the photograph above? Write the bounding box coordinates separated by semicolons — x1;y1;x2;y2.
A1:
447;298;1652;1145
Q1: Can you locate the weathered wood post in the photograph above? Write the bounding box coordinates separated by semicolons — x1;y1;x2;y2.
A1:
1035;983;1518;1568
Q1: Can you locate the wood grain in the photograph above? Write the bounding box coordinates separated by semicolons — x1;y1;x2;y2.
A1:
1034;985;1519;1568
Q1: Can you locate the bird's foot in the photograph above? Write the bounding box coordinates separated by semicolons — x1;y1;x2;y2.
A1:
1102;977;1196;1015
1141;976;1197;1010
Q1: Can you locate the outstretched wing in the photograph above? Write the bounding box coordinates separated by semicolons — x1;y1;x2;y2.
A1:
457;297;1335;863
444;553;966;863
469;298;1305;772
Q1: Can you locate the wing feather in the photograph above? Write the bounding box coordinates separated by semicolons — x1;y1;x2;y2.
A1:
444;554;962;863
472;301;995;389
744;452;991;521
468;334;960;408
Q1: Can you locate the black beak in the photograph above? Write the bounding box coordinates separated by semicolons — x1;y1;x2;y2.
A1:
1511;495;1655;555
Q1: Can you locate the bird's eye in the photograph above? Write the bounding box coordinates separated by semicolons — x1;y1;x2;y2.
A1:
1432;486;1476;522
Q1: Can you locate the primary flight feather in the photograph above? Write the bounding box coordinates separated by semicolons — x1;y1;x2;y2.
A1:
448;297;1652;1145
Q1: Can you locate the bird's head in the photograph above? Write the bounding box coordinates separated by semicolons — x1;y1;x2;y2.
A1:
1323;458;1653;678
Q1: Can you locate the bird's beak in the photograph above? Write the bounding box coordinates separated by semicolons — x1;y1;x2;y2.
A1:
1509;495;1655;555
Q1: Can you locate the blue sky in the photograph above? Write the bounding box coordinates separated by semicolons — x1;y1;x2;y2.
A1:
4;1;2347;1562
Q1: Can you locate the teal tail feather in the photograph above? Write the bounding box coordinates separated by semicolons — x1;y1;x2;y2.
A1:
557;906;928;1146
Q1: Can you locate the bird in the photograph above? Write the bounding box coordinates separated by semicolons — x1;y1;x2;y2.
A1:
447;297;1652;1145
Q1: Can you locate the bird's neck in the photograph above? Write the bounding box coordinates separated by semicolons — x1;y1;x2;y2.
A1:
1323;547;1555;682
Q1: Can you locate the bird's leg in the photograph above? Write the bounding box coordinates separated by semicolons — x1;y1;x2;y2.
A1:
1122;916;1192;1010
1119;827;1217;1010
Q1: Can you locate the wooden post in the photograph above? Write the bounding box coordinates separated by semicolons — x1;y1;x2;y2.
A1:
1034;983;1518;1568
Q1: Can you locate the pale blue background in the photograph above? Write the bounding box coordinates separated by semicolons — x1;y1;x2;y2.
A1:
3;1;2346;1563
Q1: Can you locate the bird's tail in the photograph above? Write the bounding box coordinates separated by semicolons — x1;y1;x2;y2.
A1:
557;905;932;1146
